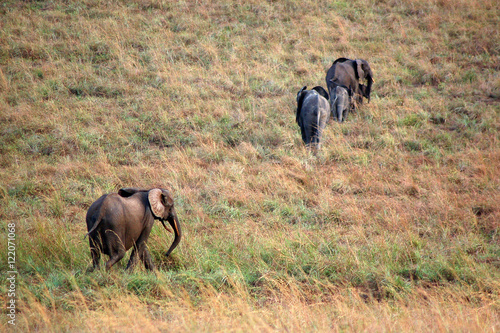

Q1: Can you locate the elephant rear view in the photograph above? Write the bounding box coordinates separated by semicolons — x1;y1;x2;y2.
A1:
296;86;330;151
85;188;181;271
330;84;350;122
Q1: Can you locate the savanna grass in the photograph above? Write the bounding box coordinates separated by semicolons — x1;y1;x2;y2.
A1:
1;0;499;331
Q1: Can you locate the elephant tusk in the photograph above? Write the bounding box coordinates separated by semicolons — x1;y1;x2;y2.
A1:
160;219;173;233
172;217;180;236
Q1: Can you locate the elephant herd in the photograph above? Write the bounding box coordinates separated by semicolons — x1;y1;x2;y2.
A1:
85;57;373;272
296;57;374;150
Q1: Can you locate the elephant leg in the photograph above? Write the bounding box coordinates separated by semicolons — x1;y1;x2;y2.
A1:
313;111;327;150
104;235;126;271
126;246;140;270
337;104;343;123
300;123;307;144
331;108;337;122
339;102;350;121
105;250;126;271
305;121;315;147
310;127;320;151
131;229;155;271
88;237;101;272
139;244;155;271
90;248;101;271
317;129;324;150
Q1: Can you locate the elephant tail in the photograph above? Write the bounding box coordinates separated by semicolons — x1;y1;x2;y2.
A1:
84;210;105;239
312;104;322;144
331;93;339;108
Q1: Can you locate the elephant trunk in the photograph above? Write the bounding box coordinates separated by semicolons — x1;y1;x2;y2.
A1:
365;76;373;102
329;87;338;121
165;211;181;257
337;102;343;123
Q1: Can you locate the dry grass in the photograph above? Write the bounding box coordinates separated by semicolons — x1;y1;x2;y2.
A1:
1;0;499;331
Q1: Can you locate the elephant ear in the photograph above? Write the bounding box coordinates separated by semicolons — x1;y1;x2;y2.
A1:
118;188;142;197
161;189;174;207
355;59;366;82
312;86;329;101
148;188;166;218
333;57;349;65
296;86;307;102
296;86;307;124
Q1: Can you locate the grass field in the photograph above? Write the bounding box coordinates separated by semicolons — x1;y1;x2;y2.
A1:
1;0;499;331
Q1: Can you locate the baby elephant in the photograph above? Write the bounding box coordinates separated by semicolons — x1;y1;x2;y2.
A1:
329;83;351;123
296;86;330;151
85;188;181;271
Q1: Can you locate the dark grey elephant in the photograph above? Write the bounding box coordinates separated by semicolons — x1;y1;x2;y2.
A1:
326;58;373;109
85;188;181;271
296;86;330;151
330;84;351;122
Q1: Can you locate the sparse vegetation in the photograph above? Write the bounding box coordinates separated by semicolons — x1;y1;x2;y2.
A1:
1;0;499;331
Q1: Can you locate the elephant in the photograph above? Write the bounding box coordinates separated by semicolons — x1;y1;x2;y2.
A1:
325;58;373;110
85;188;181;271
330;84;351;122
296;86;330;151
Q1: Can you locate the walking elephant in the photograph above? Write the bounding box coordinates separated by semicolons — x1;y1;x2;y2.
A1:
296;86;330;151
85;188;181;271
326;58;373;109
330;84;351;122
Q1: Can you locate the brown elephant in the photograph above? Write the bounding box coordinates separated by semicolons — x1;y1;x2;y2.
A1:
325;58;374;110
85;188;181;271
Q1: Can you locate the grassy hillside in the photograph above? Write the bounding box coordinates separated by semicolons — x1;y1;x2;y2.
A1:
1;0;499;331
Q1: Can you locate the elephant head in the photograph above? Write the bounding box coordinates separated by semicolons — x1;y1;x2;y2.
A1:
148;188;182;257
354;59;373;102
329;84;350;123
